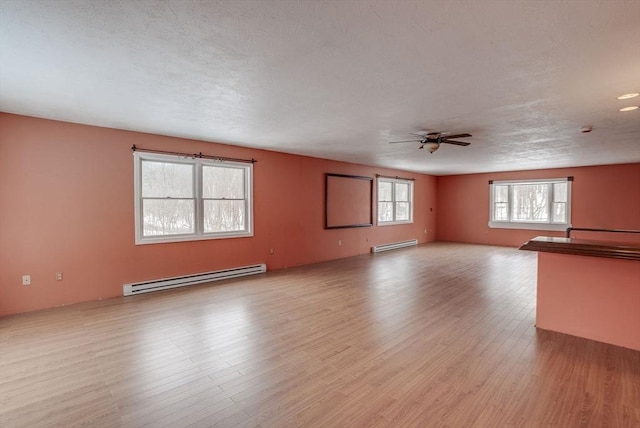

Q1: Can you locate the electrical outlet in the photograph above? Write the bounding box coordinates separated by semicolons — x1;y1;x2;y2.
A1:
56;272;63;281
22;275;31;286
338;239;342;246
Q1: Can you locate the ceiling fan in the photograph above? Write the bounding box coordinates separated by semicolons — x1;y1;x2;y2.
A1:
389;132;472;153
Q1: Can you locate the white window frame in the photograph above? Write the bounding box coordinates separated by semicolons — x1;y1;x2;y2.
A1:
489;177;572;231
134;151;253;245
377;177;414;226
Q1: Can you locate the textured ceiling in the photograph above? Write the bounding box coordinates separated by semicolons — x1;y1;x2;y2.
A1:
1;0;639;175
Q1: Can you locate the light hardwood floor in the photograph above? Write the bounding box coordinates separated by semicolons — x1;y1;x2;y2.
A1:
1;242;638;427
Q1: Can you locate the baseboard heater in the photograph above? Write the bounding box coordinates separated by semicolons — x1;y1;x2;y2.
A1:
371;239;418;253
123;263;267;296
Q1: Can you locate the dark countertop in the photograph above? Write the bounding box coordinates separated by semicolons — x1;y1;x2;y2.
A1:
519;236;640;261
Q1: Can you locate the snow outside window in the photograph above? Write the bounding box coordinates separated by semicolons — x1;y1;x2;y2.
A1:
489;178;571;231
134;152;253;244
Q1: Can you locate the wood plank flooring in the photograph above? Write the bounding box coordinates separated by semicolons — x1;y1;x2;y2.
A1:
1;242;639;427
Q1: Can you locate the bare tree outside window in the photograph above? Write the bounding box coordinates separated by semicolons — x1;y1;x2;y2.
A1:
141;161;194;236
395;182;410;221
203;166;246;233
511;184;549;222
493;185;509;220
489;179;570;230
552;182;567;222
378;178;413;224
378;181;393;222
134;152;253;244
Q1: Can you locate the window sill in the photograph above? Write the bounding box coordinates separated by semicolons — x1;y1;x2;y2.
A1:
488;221;570;232
377;220;413;227
136;231;253;245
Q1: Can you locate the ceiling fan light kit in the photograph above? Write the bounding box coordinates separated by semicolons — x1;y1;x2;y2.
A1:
423;142;441;153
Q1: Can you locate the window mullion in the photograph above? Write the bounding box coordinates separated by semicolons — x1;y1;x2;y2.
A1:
392;183;397;222
547;183;553;224
195;162;202;235
243;169;248;231
507;184;513;222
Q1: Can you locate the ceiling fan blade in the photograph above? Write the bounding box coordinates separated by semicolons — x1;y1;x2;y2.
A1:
444;133;472;139
388;139;423;144
442;140;471;146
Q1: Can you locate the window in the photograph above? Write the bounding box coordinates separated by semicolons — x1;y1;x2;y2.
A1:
377;177;413;225
489;178;571;231
134;152;253;244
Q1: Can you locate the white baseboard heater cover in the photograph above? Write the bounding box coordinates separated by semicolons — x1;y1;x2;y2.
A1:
123;263;267;296
371;239;418;253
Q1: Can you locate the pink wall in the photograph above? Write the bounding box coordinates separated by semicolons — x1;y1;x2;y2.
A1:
436;163;640;247
0;113;437;316
536;252;640;351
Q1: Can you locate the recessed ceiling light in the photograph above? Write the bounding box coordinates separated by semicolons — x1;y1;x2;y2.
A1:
619;106;639;112
617;93;639;100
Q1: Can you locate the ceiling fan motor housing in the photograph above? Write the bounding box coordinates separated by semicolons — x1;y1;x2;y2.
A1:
389;132;471;153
